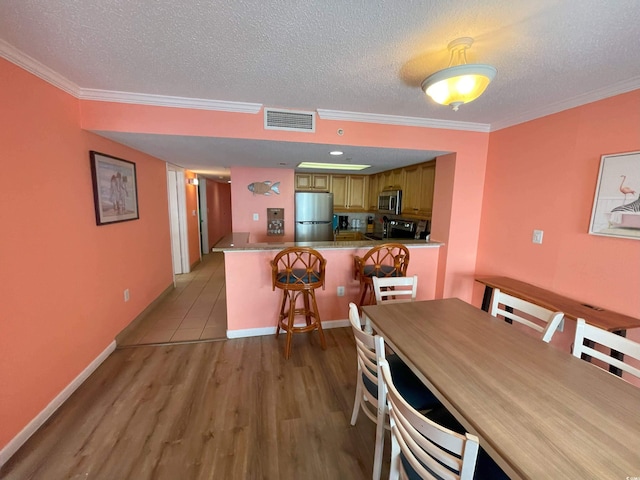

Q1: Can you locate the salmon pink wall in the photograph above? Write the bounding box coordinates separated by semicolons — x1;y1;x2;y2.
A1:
230;167;295;243
224;246;440;333
185;171;201;266
205;179;232;249
476;91;640;351
0;58;173;453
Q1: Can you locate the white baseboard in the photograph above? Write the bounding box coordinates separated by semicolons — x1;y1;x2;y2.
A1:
227;318;350;339
0;340;116;467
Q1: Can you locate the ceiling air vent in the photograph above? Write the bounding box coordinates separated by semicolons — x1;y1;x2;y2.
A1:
264;108;316;133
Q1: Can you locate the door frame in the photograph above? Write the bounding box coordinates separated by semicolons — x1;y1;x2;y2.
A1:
166;165;190;275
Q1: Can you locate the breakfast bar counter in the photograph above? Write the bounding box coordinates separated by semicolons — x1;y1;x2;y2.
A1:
212;233;443;338
211;232;443;252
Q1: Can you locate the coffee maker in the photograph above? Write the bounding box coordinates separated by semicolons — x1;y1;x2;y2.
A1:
338;215;349;229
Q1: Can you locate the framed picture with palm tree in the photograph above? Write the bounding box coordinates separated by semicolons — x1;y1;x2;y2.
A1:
589;150;640;240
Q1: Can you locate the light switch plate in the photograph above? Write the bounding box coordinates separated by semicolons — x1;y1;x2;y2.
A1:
532;230;543;244
253;213;259;221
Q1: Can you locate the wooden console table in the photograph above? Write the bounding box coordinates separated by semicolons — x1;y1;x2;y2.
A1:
475;275;640;332
476;275;640;376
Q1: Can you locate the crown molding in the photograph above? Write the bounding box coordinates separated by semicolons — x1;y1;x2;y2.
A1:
317;109;491;133
0;39;262;114
4;37;637;130
0;39;80;97
79;88;263;114
490;77;640;131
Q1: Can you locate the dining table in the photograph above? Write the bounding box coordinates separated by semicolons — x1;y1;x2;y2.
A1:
362;298;640;480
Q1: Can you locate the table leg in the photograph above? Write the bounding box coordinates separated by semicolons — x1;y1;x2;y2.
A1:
610;329;626;377
481;286;493;312
581;331;625;377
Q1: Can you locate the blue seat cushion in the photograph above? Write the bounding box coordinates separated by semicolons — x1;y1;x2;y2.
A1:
363;264;400;278
276;269;320;284
362;354;440;411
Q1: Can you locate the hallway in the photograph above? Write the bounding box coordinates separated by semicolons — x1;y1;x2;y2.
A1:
117;253;227;347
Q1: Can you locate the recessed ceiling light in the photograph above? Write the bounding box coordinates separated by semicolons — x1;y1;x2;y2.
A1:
297;162;370;171
329;151;343;156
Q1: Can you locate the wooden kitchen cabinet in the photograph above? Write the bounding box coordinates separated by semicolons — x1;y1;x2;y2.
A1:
401;165;422;214
400;161;436;217
367;173;380;210
390;169;403;189
331;175;368;211
295;173;330;191
417;163;436;216
334;231;362;241
379;171;392;191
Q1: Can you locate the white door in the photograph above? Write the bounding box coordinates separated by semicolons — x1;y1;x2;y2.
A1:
167;167;190;275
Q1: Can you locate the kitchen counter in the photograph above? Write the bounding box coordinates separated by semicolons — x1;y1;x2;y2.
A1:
211;232;443;252
211;233;442;339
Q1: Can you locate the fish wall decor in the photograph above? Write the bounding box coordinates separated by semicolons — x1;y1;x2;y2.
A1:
247;181;280;195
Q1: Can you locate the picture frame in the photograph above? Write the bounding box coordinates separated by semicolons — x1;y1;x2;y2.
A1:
90;151;139;226
588;150;640;240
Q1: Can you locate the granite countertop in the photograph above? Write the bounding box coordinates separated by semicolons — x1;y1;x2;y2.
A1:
212;232;443;252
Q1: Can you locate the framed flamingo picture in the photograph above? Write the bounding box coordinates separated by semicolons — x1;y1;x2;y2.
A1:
589;150;640;240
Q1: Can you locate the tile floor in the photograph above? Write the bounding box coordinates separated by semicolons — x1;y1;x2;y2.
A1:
117;252;227;347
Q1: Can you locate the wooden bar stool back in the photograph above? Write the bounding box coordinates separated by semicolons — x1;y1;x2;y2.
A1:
271;247;327;359
354;243;410;308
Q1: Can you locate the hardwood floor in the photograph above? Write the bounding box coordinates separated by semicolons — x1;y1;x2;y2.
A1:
118;253;227;346
1;328;387;479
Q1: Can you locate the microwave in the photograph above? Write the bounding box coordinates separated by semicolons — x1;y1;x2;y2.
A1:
378;189;402;215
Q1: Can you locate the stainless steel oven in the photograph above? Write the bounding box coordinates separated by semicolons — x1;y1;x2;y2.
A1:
388;219;416;239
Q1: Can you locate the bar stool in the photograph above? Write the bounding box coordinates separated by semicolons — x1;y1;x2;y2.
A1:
271;247;327;359
354;243;410;308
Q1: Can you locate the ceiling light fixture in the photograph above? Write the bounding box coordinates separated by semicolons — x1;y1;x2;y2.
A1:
297;162;370;171
329;150;343;156
421;37;496;111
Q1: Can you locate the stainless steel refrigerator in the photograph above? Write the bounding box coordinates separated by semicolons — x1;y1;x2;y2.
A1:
295;192;334;241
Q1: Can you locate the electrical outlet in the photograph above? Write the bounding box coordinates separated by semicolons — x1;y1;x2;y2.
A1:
337;286;345;297
124;289;130;302
253;213;259;221
532;230;543;244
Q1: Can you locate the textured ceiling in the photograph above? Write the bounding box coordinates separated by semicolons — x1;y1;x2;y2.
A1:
1;0;639;177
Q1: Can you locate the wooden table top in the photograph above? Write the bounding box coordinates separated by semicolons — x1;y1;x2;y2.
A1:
363;298;640;480
475;275;640;332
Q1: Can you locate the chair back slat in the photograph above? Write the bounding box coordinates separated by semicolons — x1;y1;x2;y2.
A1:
373;275;418;304
573;318;640;380
380;359;479;480
349;303;384;399
490;288;564;343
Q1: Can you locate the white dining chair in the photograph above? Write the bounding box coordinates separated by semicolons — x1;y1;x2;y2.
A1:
372;275;418;304
379;358;480;480
572;318;640;381
489;288;565;343
348;303;439;480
